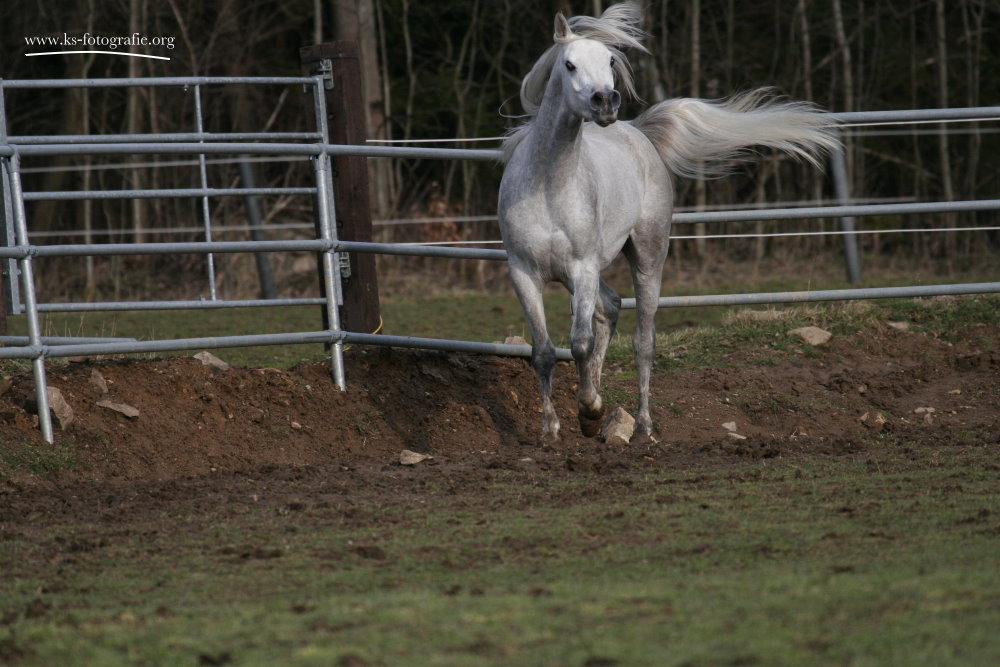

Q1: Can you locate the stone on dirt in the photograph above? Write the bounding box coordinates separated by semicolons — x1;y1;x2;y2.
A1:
860;411;888;429
47;387;74;430
788;326;832;346
601;407;635;445
97;400;140;419
399;449;433;466
90;369;109;394
26;386;74;430
194;351;230;371
726;431;748;441
722;421;738;432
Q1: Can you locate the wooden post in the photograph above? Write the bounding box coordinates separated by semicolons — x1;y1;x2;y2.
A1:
300;41;381;336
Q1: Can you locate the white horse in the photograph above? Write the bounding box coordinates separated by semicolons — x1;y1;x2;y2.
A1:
498;2;838;442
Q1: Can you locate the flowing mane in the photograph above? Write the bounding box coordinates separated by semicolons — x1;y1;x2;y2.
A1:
501;2;648;162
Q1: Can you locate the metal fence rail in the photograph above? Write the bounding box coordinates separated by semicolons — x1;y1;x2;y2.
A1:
2;75;998;443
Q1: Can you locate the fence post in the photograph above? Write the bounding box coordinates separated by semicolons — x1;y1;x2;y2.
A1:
1;85;7;337
830;131;862;284
300;42;381;336
238;158;277;300
0;165;7;337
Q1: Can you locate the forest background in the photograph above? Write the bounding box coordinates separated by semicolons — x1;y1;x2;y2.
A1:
1;0;997;301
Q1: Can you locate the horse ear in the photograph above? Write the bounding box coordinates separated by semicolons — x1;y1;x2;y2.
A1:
553;12;572;41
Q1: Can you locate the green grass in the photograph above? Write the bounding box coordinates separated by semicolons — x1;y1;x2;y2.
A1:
601;295;1000;371
5;267;997;370
0;435;79;477
2;445;999;664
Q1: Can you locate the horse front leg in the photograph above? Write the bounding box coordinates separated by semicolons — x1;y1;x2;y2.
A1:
509;265;560;441
576;279;621;437
569;271;606;436
588;279;622;397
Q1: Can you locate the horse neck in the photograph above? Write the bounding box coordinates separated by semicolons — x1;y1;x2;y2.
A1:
524;73;583;172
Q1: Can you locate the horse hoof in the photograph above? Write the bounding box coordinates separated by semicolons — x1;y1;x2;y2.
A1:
578;414;602;438
538;431;561;446
578;400;605;421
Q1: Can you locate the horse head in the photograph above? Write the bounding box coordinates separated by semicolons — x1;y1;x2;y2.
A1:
555;13;622;127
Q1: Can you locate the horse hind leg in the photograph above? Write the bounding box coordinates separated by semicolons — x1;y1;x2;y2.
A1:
509;265;560;441
624;241;668;441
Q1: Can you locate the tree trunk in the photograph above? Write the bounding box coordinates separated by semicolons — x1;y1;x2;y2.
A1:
80;0;98;299
333;0;390;218
127;0;146;244
313;0;323;43
933;0;957;256
796;0;825;253
690;0;707;260
830;0;854;193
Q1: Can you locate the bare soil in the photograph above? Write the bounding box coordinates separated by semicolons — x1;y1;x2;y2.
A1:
1;318;997;493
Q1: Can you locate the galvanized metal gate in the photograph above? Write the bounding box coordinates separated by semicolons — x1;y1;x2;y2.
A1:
1;75;999;443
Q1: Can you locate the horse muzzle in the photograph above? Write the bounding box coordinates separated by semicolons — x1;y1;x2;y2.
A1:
590;90;621;127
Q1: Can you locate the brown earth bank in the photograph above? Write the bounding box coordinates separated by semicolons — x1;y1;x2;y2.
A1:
1;317;997;494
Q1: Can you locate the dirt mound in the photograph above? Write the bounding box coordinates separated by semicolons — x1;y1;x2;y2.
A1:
1;320;998;487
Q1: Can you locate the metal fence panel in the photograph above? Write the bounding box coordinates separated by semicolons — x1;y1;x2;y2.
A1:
1;75;997;443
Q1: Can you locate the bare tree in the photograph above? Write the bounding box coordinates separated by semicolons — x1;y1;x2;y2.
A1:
933;0;957;254
690;0;708;259
127;0;146;243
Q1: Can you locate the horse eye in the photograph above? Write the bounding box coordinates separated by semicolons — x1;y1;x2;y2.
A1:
610;57;616;68
565;60;576;72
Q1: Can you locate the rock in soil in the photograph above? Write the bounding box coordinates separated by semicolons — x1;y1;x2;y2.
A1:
788;326;832;346
601;407;635;445
194;351;230;371
26;386;74;430
97;400;140;420
90;369;109;394
400;449;433;466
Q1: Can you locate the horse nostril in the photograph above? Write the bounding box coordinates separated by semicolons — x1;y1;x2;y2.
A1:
590;91;620;112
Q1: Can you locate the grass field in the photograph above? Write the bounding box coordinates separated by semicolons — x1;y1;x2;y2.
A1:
2;442;999;665
2;277;999;665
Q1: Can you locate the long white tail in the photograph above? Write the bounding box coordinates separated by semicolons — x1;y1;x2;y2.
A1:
630;89;840;178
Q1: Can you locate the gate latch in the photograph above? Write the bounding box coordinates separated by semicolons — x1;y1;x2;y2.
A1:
315;59;334;90
337;251;351;279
